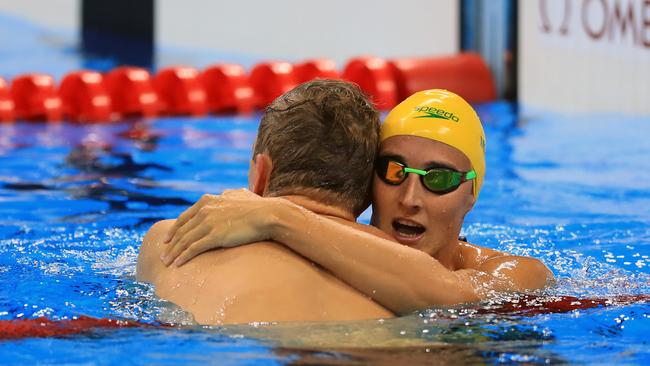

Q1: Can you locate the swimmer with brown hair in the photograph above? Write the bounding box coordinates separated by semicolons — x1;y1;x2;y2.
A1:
137;79;394;324
160;89;554;317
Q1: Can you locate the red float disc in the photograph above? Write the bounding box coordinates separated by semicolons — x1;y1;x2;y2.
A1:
342;57;397;110
104;67;159;118
10;74;63;121
154;66;207;116
389;53;497;104
294;59;339;83
59;70;113;123
201;64;255;114
249;62;298;109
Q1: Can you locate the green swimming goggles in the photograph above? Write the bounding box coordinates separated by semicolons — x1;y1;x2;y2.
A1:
375;156;476;194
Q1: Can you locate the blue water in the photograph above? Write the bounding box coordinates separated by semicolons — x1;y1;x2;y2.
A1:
1;12;650;366
1;103;649;365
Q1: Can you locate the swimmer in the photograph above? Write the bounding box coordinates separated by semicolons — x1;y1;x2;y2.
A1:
162;89;555;315
137;79;393;324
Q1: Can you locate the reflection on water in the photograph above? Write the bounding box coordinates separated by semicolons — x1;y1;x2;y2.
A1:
203;309;565;364
0;121;192;227
65;145;171;176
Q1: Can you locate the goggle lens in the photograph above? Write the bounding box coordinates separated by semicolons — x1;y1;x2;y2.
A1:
376;156;475;194
423;170;461;191
384;160;406;184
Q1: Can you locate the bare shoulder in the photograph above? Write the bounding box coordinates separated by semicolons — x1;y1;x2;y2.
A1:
458;241;504;267
459;241;554;291
136;219;176;283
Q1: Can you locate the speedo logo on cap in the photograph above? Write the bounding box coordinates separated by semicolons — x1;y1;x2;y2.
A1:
413;106;459;122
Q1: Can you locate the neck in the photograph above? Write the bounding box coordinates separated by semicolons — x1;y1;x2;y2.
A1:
432;238;464;271
280;195;356;222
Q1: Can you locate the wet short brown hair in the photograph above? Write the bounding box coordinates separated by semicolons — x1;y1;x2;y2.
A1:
253;79;380;215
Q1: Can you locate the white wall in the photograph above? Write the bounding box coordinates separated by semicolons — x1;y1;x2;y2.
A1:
0;1;459;75
519;0;650;115
0;0;81;79
0;0;79;30
157;0;459;67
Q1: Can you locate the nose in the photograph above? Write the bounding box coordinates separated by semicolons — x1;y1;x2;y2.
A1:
397;174;423;212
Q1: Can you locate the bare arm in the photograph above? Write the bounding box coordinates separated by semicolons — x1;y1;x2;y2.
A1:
268;205;483;312
249;201;553;312
163;190;554;314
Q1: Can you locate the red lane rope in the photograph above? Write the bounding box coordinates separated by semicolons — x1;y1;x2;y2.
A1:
475;294;650;316
0;316;149;340
1;295;648;340
0;53;497;124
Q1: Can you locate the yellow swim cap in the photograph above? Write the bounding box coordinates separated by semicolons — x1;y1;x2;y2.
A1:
380;89;486;198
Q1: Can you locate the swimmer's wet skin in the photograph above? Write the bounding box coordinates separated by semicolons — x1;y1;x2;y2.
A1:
159;89;554;316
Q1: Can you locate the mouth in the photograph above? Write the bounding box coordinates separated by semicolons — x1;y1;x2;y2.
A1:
391;218;426;244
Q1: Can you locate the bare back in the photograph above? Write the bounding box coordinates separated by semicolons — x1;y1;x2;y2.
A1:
137;219;392;325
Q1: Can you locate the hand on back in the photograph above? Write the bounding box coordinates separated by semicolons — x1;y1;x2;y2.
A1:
161;189;280;267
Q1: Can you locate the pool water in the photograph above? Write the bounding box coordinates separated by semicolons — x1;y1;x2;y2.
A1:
1;102;649;364
2;13;650;366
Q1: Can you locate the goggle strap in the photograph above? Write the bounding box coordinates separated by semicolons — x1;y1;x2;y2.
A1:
403;167;428;175
404;167;476;181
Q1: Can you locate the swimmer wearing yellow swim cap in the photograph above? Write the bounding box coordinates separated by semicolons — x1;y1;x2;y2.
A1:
380;89;486;198
161;84;554;315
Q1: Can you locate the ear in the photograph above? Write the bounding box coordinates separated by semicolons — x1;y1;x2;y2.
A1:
248;153;273;196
